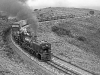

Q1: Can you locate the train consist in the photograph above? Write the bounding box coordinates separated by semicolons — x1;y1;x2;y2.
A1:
11;21;51;61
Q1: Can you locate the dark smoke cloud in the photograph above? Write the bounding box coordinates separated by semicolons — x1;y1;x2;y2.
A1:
0;0;22;17
0;0;38;36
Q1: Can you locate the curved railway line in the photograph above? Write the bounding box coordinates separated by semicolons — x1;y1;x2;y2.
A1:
10;31;75;75
10;30;96;75
3;17;98;75
9;31;71;75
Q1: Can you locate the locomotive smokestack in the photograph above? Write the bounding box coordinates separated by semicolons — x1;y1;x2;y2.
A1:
0;0;38;38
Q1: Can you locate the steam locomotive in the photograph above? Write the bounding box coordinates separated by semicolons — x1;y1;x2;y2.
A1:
11;24;51;61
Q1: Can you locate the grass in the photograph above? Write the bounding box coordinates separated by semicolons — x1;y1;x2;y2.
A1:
0;16;52;75
36;7;100;74
0;7;100;75
0;18;34;75
51;26;73;37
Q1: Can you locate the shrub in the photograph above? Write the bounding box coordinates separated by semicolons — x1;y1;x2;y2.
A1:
34;9;38;11
76;36;87;42
2;27;11;42
68;14;75;18
51;26;73;37
60;15;67;19
89;10;94;15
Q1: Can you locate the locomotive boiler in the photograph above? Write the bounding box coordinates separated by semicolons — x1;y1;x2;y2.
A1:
11;24;51;61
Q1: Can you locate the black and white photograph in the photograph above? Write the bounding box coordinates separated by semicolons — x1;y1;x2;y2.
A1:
0;0;100;75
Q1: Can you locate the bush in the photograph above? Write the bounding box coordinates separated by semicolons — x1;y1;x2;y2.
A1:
68;14;75;18
89;10;94;15
60;15;67;19
2;27;11;42
76;36;87;42
34;9;38;11
51;26;73;37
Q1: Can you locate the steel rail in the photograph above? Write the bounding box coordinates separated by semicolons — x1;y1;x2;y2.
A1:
47;61;79;75
10;31;78;75
11;33;79;75
10;29;97;75
7;31;57;75
52;55;95;75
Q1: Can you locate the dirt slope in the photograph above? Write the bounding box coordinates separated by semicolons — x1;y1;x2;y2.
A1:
34;7;100;74
0;7;100;75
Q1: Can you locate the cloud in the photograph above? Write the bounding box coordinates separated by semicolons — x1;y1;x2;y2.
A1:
0;0;38;36
68;0;100;7
26;0;70;9
26;0;100;10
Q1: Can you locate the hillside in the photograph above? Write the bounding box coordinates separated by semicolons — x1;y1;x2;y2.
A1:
34;7;100;74
0;18;46;75
0;7;100;75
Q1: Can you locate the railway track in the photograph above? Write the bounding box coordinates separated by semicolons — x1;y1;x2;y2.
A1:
47;61;79;75
10;29;96;75
10;31;73;75
10;32;79;75
52;55;94;75
13;39;93;75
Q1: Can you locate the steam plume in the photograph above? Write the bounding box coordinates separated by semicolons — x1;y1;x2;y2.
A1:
0;0;38;36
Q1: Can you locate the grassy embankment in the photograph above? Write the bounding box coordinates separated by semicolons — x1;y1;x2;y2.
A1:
34;7;100;74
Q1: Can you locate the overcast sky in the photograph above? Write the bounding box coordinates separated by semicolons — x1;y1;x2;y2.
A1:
26;0;100;10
